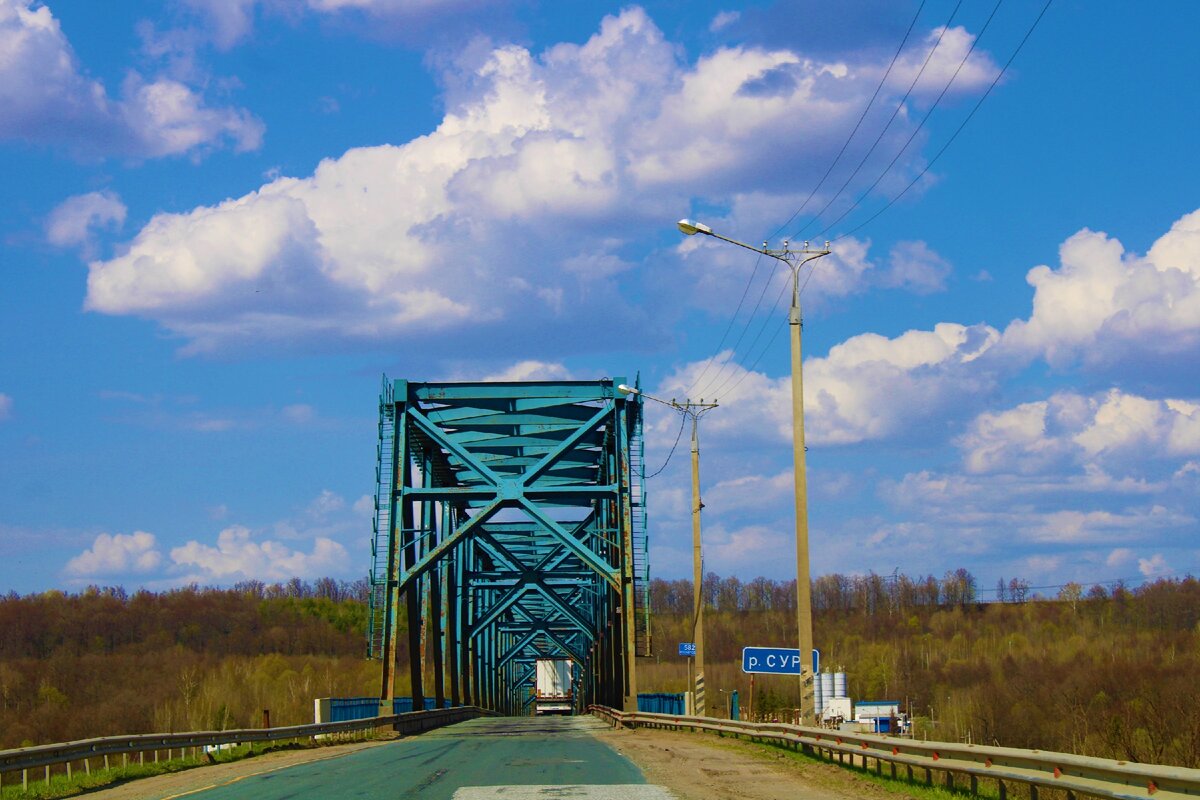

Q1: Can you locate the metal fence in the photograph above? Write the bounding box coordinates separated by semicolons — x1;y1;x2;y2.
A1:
0;705;489;793
590;706;1200;800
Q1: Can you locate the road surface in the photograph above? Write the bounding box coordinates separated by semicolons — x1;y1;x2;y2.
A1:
155;716;674;800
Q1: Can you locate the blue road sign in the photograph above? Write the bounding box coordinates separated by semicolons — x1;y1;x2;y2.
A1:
678;642;697;657
741;647;821;675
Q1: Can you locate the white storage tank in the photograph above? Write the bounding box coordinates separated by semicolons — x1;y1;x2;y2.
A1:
834;672;848;698
813;673;825;715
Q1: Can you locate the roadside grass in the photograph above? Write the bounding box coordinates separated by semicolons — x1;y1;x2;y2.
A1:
0;732;384;800
705;730;1019;800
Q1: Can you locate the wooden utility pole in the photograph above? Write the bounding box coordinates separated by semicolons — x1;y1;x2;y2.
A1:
673;398;717;717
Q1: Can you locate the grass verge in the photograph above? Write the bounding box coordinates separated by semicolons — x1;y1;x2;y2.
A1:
0;731;384;800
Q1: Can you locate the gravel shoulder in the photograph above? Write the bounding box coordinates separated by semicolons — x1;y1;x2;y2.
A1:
592;724;921;800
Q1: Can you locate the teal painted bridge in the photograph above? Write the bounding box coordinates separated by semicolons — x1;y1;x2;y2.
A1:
367;378;652;715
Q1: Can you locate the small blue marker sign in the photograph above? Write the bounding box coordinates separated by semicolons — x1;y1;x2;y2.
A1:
678;642;697;657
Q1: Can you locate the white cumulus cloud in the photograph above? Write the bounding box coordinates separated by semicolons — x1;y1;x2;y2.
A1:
1003;208;1200;370
169;525;348;581
0;0;261;157
64;531;163;577
84;8;999;354
45;190;127;251
958;389;1200;475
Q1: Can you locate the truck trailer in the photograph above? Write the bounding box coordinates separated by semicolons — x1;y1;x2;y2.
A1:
534;658;574;715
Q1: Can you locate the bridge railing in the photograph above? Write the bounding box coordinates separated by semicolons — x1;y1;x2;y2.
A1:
590;706;1200;800
0;705;490;792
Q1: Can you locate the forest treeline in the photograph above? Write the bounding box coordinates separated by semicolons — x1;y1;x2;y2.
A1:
645;570;1200;768
2;572;1198;768
0;579;383;748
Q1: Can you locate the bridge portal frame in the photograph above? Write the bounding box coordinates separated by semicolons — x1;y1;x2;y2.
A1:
368;378;649;714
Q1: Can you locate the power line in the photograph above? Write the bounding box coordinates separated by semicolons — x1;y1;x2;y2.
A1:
766;0;929;243
833;0;1054;242
792;0;965;240
709;276;794;400
693;257;781;398
816;0;1005;238
688;2;931;398
684;252;765;395
645;413;687;479
709;0;1054;397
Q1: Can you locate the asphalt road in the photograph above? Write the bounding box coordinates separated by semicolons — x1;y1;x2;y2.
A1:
161;716;674;800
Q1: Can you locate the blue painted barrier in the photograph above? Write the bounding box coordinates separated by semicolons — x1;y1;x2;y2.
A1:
329;697;378;722
636;693;686;715
393;697;456;714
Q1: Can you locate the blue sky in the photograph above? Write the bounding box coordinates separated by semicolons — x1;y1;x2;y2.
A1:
2;0;1198;595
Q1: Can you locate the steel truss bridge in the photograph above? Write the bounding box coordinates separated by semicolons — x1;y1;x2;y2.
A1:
367;378;650;714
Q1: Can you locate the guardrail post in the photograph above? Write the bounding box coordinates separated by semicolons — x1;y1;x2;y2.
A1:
998;778;1007;800
23;768;28;791
970;774;978;795
945;770;953;790
66;760;71;779
1029;784;1038;800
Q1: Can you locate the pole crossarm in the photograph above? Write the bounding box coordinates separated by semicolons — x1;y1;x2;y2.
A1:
368;377;649;715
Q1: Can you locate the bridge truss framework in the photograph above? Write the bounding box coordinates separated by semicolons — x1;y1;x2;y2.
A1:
367;378;650;714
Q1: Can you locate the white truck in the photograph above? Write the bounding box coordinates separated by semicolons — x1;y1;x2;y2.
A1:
534;658;574;715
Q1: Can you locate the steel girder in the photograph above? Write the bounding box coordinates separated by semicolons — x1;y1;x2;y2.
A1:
367;378;648;714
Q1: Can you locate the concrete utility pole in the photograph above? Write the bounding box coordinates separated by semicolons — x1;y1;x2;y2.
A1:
673;398;718;716
676;219;830;724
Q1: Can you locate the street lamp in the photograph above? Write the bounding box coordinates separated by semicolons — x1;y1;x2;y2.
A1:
676;218;830;724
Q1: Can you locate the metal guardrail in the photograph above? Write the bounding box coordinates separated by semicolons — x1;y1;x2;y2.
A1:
0;705;489;790
590;706;1200;800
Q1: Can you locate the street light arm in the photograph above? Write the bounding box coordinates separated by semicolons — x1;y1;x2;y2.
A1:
705;229;769;257
678;218;830;263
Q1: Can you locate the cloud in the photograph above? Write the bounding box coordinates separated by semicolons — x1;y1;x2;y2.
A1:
882;240;952;294
64;531;163;577
45;191;127;251
84;8;999;354
709;10;739;32
179;0;499;48
353;494;375;516
1002;208;1200;370
481;360;573;382
654;320;999;449
0;393;11;420
280;403;316;424
1106;548;1133;568
0;0;262;157
306;489;346;517
169;525;348;581
803;322;999;444
1138;553;1170;578
887;26;1001;104
957;389;1200;475
704;471;793;513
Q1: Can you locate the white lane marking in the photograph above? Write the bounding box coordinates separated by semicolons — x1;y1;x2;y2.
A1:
453;786;676;799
